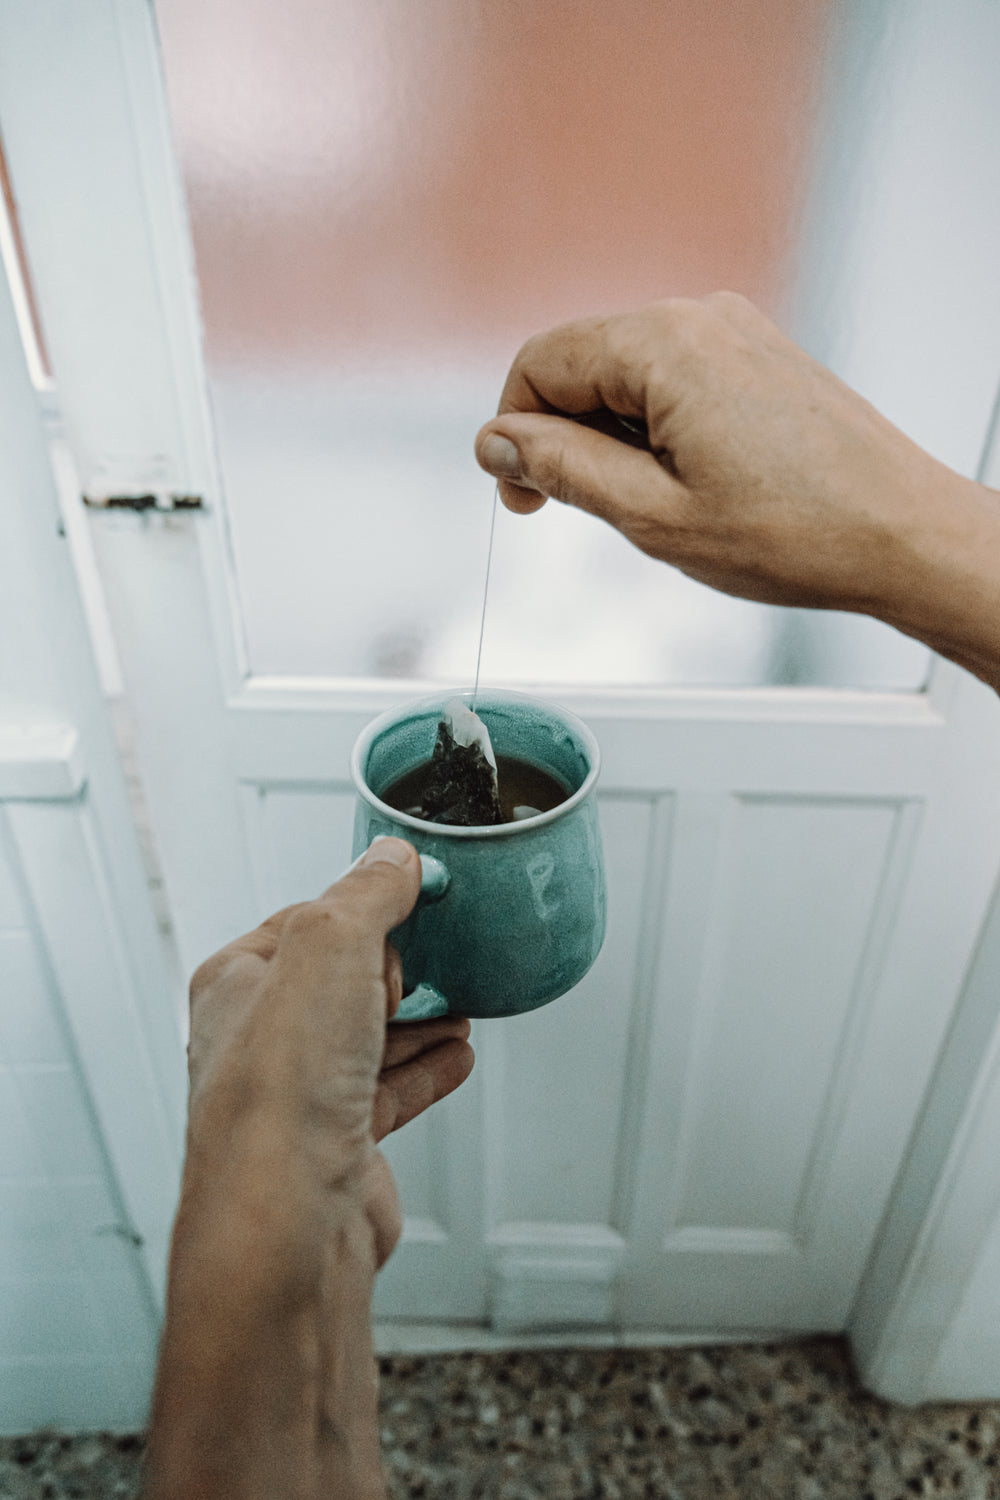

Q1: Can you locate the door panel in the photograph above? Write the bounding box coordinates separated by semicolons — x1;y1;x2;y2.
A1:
670;795;905;1232
246;784;357;913
484;795;656;1232
620;791;924;1329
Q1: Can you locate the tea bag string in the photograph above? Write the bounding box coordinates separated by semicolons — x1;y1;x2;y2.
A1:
471;482;499;710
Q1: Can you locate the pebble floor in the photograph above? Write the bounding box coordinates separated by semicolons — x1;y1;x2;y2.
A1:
2;1337;999;1498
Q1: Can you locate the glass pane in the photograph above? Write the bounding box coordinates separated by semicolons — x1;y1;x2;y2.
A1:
155;0;930;690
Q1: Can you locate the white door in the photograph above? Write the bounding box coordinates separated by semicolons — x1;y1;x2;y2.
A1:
3;0;1000;1342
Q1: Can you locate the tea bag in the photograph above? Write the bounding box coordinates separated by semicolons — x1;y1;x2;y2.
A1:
419;697;503;826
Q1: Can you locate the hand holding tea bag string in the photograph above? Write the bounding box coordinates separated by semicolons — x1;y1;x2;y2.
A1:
474;293;1000;694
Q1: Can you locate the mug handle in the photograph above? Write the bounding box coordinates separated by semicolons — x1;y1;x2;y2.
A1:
363;838;450;903
384;848;451;1021
395;983;450;1021
416;853;450;903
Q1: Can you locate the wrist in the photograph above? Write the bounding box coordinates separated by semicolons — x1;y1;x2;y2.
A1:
186;1026;376;1198
175;1105;378;1300
876;473;1000;693
146;1137;384;1499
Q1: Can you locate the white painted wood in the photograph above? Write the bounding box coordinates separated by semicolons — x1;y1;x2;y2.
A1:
374;1066;488;1323
0;931;66;1065
485;796;656;1233
927;1201;1000;1401
0;0;256;984
0;829;163;1433
491;1248;624;1333
850;388;1000;1405
243;783;358;916
621;665;1000;1336
0;137;186;1428
0;722;84;801
4;797;184;1298
373;1322;785;1356
0;108;186;1157
851;888;1000;1402
0;835;26;929
0;321;185;1270
85;512;260;975
3;0;1000;1405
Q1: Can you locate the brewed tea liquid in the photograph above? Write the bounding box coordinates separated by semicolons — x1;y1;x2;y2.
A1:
382;754;569;824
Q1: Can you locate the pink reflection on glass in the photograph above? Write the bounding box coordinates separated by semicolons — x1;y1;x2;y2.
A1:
157;0;833;368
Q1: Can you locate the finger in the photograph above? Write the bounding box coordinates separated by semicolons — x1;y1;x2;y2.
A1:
475;311;652;514
320;837;422;932
372;1036;476;1141
267;839;421;1042
474;430;549;514
477;297;736;519
206;838;420;982
476;411;688;559
382;1015;473;1069
364;1150;403;1269
496;312;655;423
384;943;404;1020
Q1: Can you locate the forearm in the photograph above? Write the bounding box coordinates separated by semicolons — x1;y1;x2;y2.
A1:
872;472;1000;694
142;1137;386;1500
140;840;448;1498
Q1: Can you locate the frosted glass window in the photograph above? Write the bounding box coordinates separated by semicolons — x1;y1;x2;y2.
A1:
154;0;930;690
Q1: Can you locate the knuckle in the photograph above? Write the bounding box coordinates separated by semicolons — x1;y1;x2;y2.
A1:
280;900;351;947
531;440;569;501
632;298;704;381
704;288;749;315
653;294;750;371
601;313;640;374
645;294;693;329
516;328;550;367
189;950;228;998
670;295;711;340
505;329;560;399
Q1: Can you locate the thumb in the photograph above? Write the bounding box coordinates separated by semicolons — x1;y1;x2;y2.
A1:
323;836;422;935
475;413;685;538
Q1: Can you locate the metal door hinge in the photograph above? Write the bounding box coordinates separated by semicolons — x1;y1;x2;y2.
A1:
82;491;204;512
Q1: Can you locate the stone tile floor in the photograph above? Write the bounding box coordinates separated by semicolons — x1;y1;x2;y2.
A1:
2;1338;999;1498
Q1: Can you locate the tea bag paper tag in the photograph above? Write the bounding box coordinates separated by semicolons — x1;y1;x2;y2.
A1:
443;698;497;769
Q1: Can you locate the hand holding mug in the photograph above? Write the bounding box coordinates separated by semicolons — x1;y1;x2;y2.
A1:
143;848;474;1499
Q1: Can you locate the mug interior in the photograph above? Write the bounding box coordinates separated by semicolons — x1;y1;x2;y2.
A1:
358;692;597;829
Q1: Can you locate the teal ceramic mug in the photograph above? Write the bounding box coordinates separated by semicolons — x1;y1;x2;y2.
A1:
350;689;606;1019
